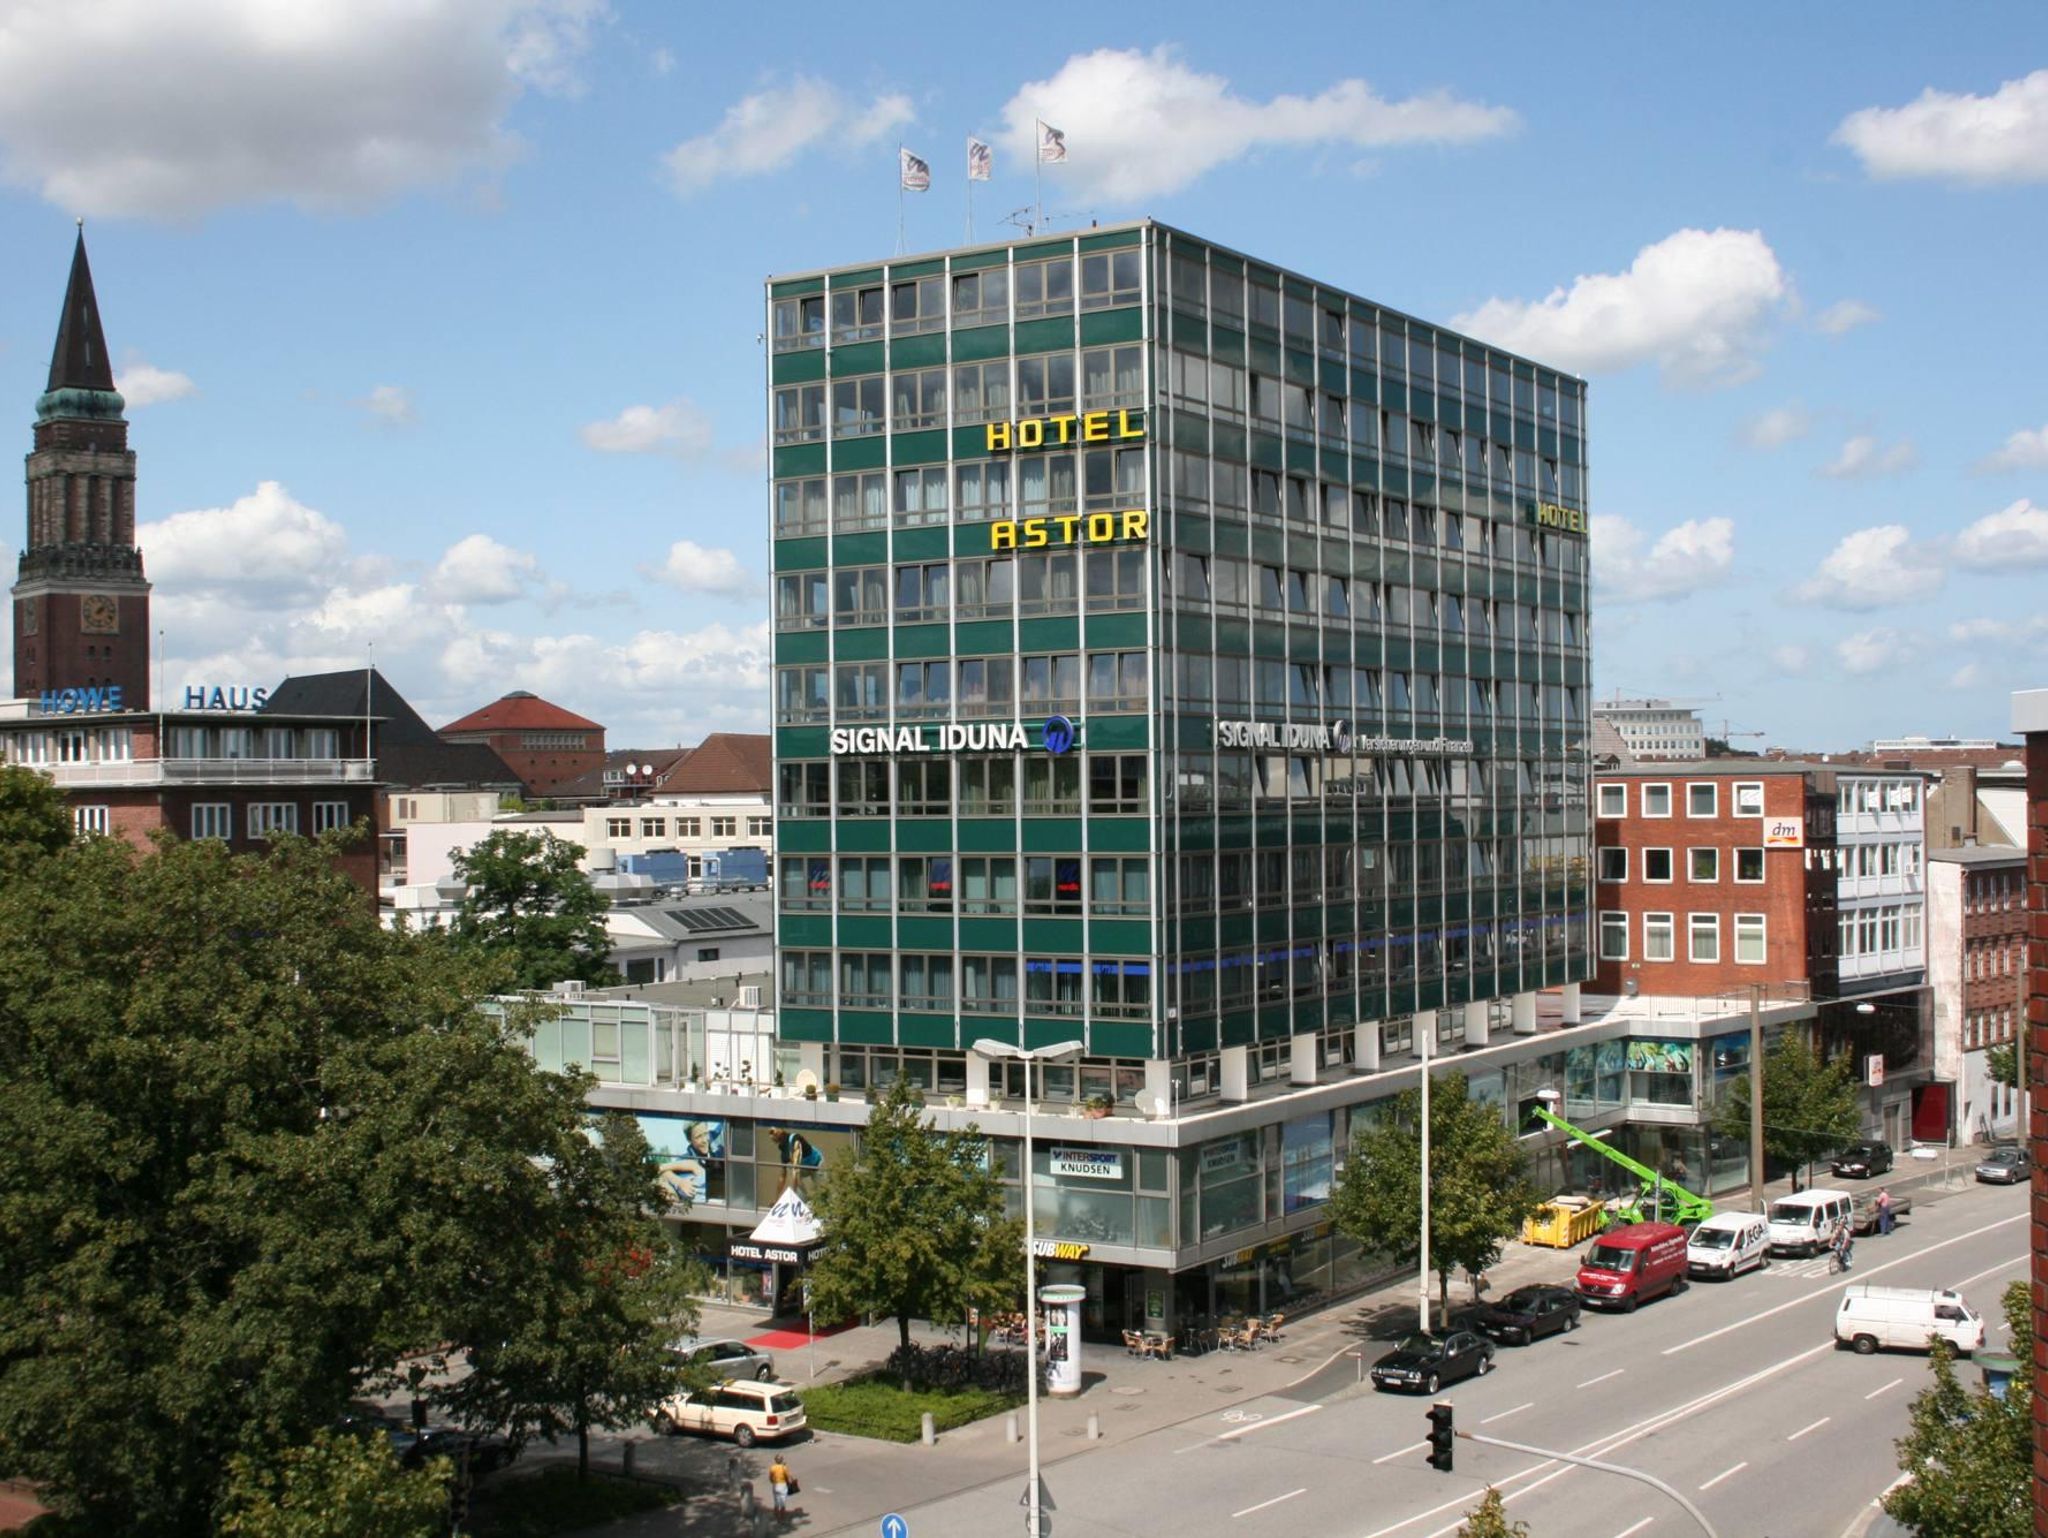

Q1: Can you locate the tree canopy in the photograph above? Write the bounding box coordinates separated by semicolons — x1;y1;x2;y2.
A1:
1329;1071;1544;1331
1884;1280;2032;1538
806;1077;1024;1350
1710;1030;1860;1187
1457;1488;1530;1538
0;828;660;1534
217;1429;449;1538
446;828;615;989
1986;1041;2020;1093
0;763;72;874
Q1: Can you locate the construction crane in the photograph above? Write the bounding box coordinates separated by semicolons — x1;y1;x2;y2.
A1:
1531;1106;1714;1227
1716;719;1766;743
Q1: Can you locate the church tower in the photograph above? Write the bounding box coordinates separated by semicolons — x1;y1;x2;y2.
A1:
13;228;150;708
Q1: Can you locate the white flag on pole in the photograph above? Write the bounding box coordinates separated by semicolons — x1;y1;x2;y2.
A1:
967;137;992;182
900;148;931;192
1037;121;1067;164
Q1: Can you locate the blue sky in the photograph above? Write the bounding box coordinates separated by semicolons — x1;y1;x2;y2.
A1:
1;2;2045;749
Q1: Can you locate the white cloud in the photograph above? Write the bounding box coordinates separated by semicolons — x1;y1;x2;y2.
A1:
1771;644;1812;675
1975;422;2048;474
1793;525;1944;610
360;384;416;427
1949;662;1985;690
1452;228;1787;387
662;77;911;195
649;540;754;595
1818;435;1916;478
995;48;1516;202
113;359;195;407
580;399;715;457
1590;514;1734;603
1740;405;1811;449
429;533;543;604
1836;628;1910;675
0;0;599;219
139;480;351;603
1951;614;2048;646
1954;499;2048;570
1813;299;1880;335
649;47;675;77
1834;69;2048;185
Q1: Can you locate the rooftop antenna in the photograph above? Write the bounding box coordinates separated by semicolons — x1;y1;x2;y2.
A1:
999;205;1036;238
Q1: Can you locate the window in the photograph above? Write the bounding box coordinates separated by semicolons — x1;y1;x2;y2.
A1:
831;283;885;342
954;460;1011;522
832;567;888;628
313;801;351;834
1599;911;1629;961
711;816;736;838
1090;960;1152;1018
1688;847;1719;883
831;375;886;437
696;947;721;964
191;803;231;841
1688;913;1720;964
1015;353;1077;417
1081;343;1144;408
1734;913;1766;965
1080;248;1142;309
1596;847;1628;883
952;267;1008;327
770;293;825;351
835;856;889;911
839;952;892;1008
889;274;945;336
1597;783;1626;817
896;660;951;717
772;383;826;444
894;562;951;622
1013;257;1073;319
953;360;1011;424
73;804;110;836
1024;856;1084;915
1088;855;1149;915
1642;848;1673;883
1733;782;1764;816
891;368;947;430
606;816;632;838
896;762;950;818
892;465;948;525
833;470;888;532
676;817;702;838
1734;847;1764;883
774;571;829;631
960;856;1017;915
248;803;298;839
1085;650;1148;712
1687;783;1717;818
1642;784;1672;818
1644;912;1675;962
1088;754;1147;815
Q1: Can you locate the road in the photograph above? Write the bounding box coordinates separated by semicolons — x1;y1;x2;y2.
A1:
823;1179;2026;1538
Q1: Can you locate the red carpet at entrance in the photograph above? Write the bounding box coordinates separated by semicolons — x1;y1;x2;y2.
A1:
747;1321;856;1351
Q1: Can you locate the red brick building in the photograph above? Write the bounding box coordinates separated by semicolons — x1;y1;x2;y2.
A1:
2011;689;2048;1533
438;691;605;800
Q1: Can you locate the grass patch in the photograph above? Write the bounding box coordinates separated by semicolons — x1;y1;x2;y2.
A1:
472;1464;680;1538
802;1372;1025;1442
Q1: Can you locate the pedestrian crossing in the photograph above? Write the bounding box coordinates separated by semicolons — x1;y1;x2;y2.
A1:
1761;1253;1842;1280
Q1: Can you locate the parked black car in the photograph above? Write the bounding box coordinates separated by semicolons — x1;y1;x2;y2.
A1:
406;1425;520;1475
1370;1330;1495;1394
1474;1284;1583;1346
1975;1146;2029;1184
1832;1142;1894;1179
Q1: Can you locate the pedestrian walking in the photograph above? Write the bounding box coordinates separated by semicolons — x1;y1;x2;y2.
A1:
1831;1221;1854;1273
1875;1188;1894;1236
768;1455;794;1519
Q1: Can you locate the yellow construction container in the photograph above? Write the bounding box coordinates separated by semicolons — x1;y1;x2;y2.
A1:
1521;1196;1606;1248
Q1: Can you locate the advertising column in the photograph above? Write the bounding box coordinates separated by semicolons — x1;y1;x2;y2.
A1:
1039;1284;1086;1397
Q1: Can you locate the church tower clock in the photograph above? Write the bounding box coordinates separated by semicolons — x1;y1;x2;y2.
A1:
12;227;151;709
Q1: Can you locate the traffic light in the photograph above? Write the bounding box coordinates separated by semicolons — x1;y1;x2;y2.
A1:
1426;1401;1455;1473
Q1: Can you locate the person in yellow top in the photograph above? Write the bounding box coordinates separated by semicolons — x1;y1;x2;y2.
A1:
768;1455;793;1517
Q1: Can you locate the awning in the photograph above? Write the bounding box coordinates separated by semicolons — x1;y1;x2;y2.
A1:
726;1186;824;1267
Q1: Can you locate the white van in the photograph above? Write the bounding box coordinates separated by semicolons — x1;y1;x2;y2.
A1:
1687;1212;1770;1279
1767;1190;1852;1256
1835;1286;1985;1356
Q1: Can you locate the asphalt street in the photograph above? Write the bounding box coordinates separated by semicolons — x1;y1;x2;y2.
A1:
820;1179;2028;1538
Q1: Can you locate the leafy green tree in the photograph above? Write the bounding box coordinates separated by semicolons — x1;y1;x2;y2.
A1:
0;831;637;1536
217;1429;448;1538
1711;1029;1859;1189
1457;1487;1530;1538
1883;1280;2032;1538
806;1077;1025;1352
448;828;615;989
441;1111;700;1479
0;762;72;871
1329;1071;1544;1331
1986;1041;2020;1093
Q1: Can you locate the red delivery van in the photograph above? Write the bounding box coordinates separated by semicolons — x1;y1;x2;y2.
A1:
1575;1222;1690;1313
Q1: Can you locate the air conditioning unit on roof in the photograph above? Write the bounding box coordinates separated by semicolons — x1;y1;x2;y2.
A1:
737;985;762;1008
552;979;586;997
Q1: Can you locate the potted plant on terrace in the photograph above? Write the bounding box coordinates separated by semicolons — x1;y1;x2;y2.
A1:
1083;1093;1113;1119
824;1083;842;1103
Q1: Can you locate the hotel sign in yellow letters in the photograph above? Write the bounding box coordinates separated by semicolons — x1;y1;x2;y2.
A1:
984;409;1145;451
992;509;1148;549
1533;501;1587;534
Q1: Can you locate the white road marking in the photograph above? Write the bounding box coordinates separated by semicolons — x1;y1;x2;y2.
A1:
1865;1377;1903;1400
1481;1402;1534;1424
1662;1214;2026;1356
1373;1441;1428;1465
1787;1416;1830;1441
1698;1461;1747;1491
1233;1488;1307;1519
1576;1368;1625;1388
1611;1521;1655;1538
1872;1473;1911;1507
1217;1402;1322;1441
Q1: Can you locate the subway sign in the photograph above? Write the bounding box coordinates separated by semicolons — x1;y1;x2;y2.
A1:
984;409;1145;451
991;509;1147;550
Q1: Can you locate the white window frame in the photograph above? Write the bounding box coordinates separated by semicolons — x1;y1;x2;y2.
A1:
1598;910;1630;961
1686;782;1718;818
1733;847;1765;884
312;801;350;834
1732;781;1764;817
1734;913;1766;965
1596;846;1628;883
1642;847;1674;884
73;804;110;836
1596;783;1627;818
248;802;299;839
191;803;232;841
1641;783;1672;818
1688;847;1720;883
1643;912;1675;962
1688;912;1721;964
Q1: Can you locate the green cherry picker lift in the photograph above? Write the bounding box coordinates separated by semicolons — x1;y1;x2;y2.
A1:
1531;1106;1714;1228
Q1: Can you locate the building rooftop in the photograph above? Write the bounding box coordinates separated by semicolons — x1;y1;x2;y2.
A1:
265;667;521;790
441;690;602;735
1598;758;1927;778
661;733;771;795
1927;845;2027;867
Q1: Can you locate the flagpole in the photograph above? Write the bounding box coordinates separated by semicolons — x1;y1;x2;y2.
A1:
1033;119;1043;233
897;144;906;255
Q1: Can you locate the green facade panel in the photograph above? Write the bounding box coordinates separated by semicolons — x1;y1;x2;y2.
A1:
776;727;830;758
959;917;1018;950
1088;818;1149;852
834;626;887;661
892;428;948;465
833;435;886;471
894;820;953;853
772;350;826;385
773;444;826;479
775;631;827;665
953;325;1011;363
893;624;950;659
955;619;1013;654
778;1008;835;1042
778;913;831;944
1084;716;1148;751
1022;819;1083;852
832;531;886;566
838;1011;895;1046
898;916;954;950
1088;1021;1155;1058
898;1014;957;1049
837;822;891;852
1014;317;1075;354
838;916;891;948
1083;612;1146;649
771;276;825;297
1089;919;1150;954
1017;616;1079;652
1079;307;1145;345
894;525;948;560
831;341;885;376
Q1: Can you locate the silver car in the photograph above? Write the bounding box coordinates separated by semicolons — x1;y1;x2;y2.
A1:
673;1335;777;1381
1974;1147;2029;1185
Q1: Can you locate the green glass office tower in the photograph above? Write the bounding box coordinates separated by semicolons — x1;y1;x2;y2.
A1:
768;224;1590;1325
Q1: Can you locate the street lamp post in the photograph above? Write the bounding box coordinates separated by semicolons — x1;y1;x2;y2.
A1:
974;1037;1083;1538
